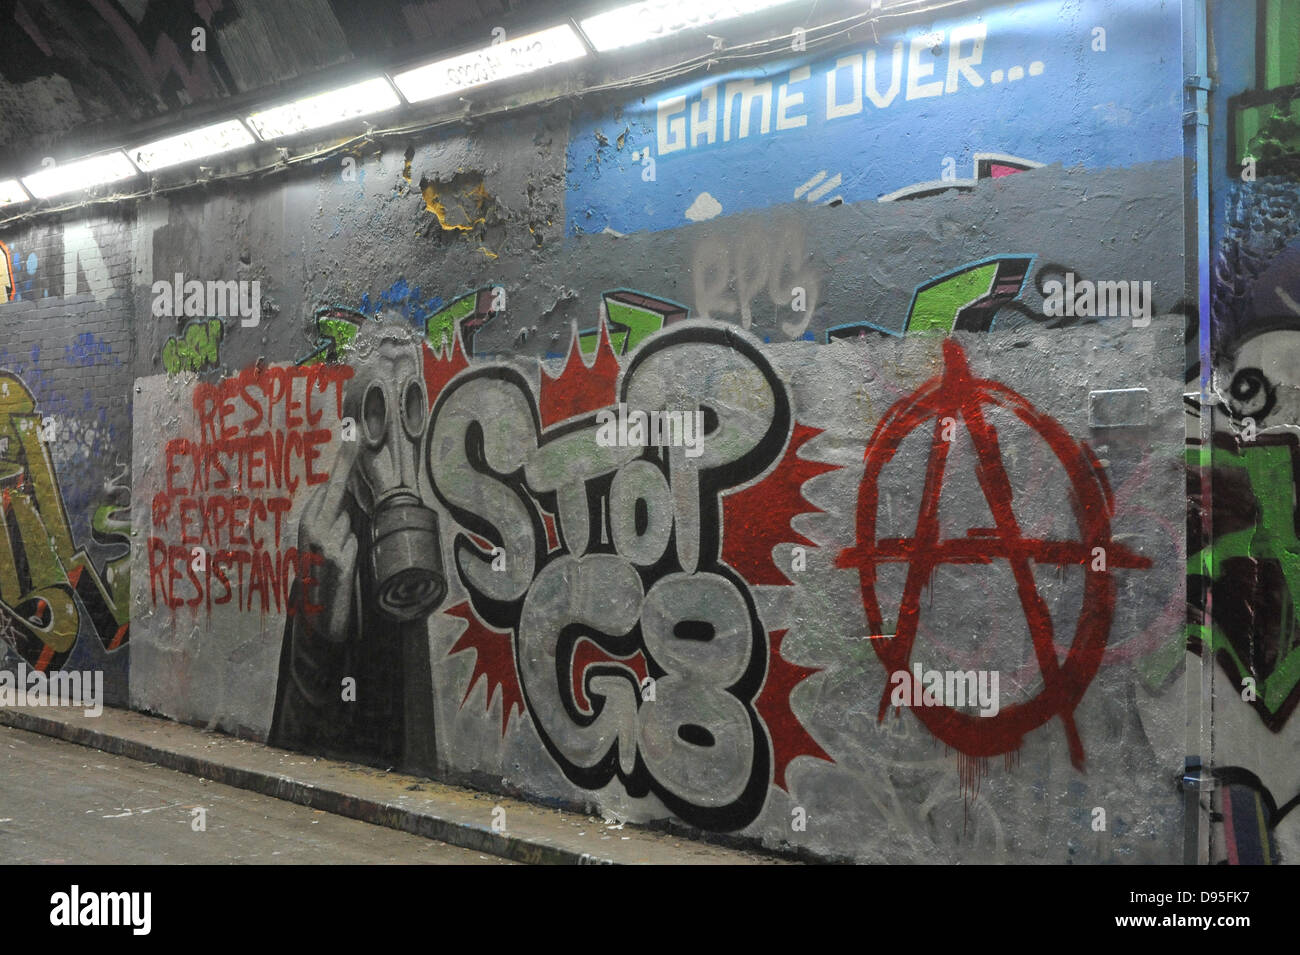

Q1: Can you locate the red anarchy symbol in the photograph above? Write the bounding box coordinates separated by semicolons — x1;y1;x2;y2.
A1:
837;340;1151;768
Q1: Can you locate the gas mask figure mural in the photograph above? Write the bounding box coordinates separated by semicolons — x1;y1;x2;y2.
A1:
270;328;445;772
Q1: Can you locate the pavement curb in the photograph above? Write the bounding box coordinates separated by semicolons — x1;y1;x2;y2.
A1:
0;706;779;865
0;707;592;865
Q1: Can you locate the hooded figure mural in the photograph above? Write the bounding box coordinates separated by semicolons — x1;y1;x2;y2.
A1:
270;327;446;775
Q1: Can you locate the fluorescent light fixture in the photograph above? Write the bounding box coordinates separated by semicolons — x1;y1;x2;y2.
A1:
580;0;798;51
0;179;30;207
129;119;256;171
393;24;587;103
246;77;401;139
21;151;138;200
872;0;963;7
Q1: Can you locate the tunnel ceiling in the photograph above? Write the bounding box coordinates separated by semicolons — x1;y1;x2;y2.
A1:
0;0;565;157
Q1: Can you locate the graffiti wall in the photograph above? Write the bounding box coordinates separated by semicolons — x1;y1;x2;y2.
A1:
0;0;1201;862
0;218;134;705
1188;0;1300;865
131;298;1184;860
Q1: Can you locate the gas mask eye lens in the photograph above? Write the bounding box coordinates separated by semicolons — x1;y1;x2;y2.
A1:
363;382;387;447
402;378;426;441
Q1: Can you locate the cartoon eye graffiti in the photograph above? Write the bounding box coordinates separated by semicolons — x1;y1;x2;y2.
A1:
1227;366;1276;423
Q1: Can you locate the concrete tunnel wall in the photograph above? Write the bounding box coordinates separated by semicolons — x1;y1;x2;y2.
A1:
3;0;1288;863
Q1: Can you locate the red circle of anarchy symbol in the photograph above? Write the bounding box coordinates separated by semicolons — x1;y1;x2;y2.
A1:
836;340;1151;769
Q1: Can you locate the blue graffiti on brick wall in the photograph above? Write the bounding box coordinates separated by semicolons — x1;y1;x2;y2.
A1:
0;343;120;523
565;0;1182;236
64;332;118;368
1;242;39;302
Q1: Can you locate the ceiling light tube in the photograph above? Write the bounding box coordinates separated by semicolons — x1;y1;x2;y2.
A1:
393;24;587;103
129;119;256;171
21;150;138;200
247;76;402;140
0;179;30;208
579;0;800;52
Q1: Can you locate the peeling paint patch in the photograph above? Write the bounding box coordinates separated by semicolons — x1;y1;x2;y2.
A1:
685;192;723;222
420;173;491;232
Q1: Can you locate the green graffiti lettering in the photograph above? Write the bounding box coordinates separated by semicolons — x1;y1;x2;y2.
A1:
1187;440;1300;718
163;319;224;374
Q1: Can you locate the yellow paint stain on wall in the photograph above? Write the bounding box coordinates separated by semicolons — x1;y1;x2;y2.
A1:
421;180;490;233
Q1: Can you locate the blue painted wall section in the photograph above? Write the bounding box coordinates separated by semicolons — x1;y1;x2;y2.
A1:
567;0;1183;236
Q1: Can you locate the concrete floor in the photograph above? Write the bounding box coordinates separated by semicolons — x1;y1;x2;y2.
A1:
0;725;512;864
